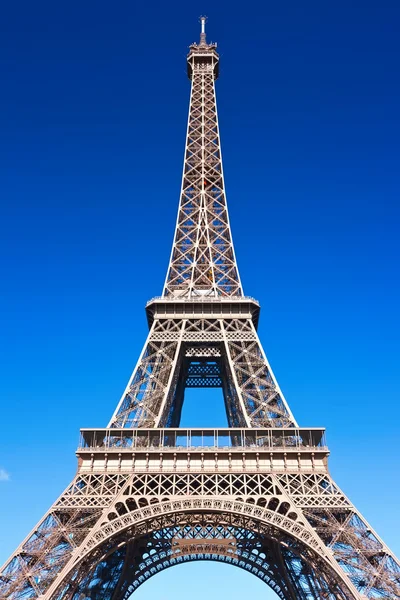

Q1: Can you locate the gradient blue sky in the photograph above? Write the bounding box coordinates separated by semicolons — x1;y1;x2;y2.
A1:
1;1;399;597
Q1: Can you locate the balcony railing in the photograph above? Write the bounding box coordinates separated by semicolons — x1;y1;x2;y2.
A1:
146;296;260;306
78;427;326;453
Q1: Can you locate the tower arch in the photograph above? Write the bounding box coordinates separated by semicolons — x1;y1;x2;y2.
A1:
45;499;357;600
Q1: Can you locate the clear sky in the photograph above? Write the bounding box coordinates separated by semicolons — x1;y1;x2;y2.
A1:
0;1;399;598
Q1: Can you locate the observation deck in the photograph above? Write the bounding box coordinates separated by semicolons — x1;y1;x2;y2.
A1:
146;296;260;328
187;16;219;80
76;427;329;474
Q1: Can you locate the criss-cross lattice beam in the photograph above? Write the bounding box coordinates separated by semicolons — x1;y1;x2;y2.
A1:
2;441;400;599
163;36;242;298
2;18;400;600
107;317;297;428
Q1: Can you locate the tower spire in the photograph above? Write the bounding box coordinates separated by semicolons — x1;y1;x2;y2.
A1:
164;17;236;298
199;15;207;46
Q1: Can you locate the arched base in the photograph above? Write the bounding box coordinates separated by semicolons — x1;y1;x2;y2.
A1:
53;504;357;600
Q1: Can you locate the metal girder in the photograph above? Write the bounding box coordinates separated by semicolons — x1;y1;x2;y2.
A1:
163;23;242;299
3;466;398;599
107;317;297;428
1;17;399;600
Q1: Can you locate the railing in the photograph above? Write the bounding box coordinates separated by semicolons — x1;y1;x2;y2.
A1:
78;427;327;452
146;296;260;306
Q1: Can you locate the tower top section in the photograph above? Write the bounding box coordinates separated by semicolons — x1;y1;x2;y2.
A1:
187;16;219;80
164;16;242;299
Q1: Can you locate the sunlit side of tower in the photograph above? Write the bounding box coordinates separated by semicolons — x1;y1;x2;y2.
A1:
0;17;399;600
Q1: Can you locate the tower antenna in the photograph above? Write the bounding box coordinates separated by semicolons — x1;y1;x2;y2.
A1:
199;15;207;46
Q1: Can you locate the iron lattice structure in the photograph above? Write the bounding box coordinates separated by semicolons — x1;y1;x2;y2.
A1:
1;17;399;600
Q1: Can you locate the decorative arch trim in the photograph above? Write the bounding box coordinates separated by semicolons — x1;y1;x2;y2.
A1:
85;498;325;557
45;497;360;600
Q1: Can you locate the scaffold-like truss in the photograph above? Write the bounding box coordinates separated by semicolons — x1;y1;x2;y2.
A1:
1;16;399;600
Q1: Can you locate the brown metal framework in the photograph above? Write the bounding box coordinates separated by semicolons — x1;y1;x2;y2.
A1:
1;17;399;600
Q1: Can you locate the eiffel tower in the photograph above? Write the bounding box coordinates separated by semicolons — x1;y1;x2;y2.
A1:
1;17;399;600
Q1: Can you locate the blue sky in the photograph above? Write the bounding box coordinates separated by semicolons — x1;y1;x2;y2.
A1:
0;0;399;597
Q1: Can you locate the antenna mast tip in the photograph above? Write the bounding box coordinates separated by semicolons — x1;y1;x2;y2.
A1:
199;15;207;44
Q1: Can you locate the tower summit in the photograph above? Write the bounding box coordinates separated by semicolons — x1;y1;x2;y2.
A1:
200;15;207;46
1;18;400;600
187;16;219;80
